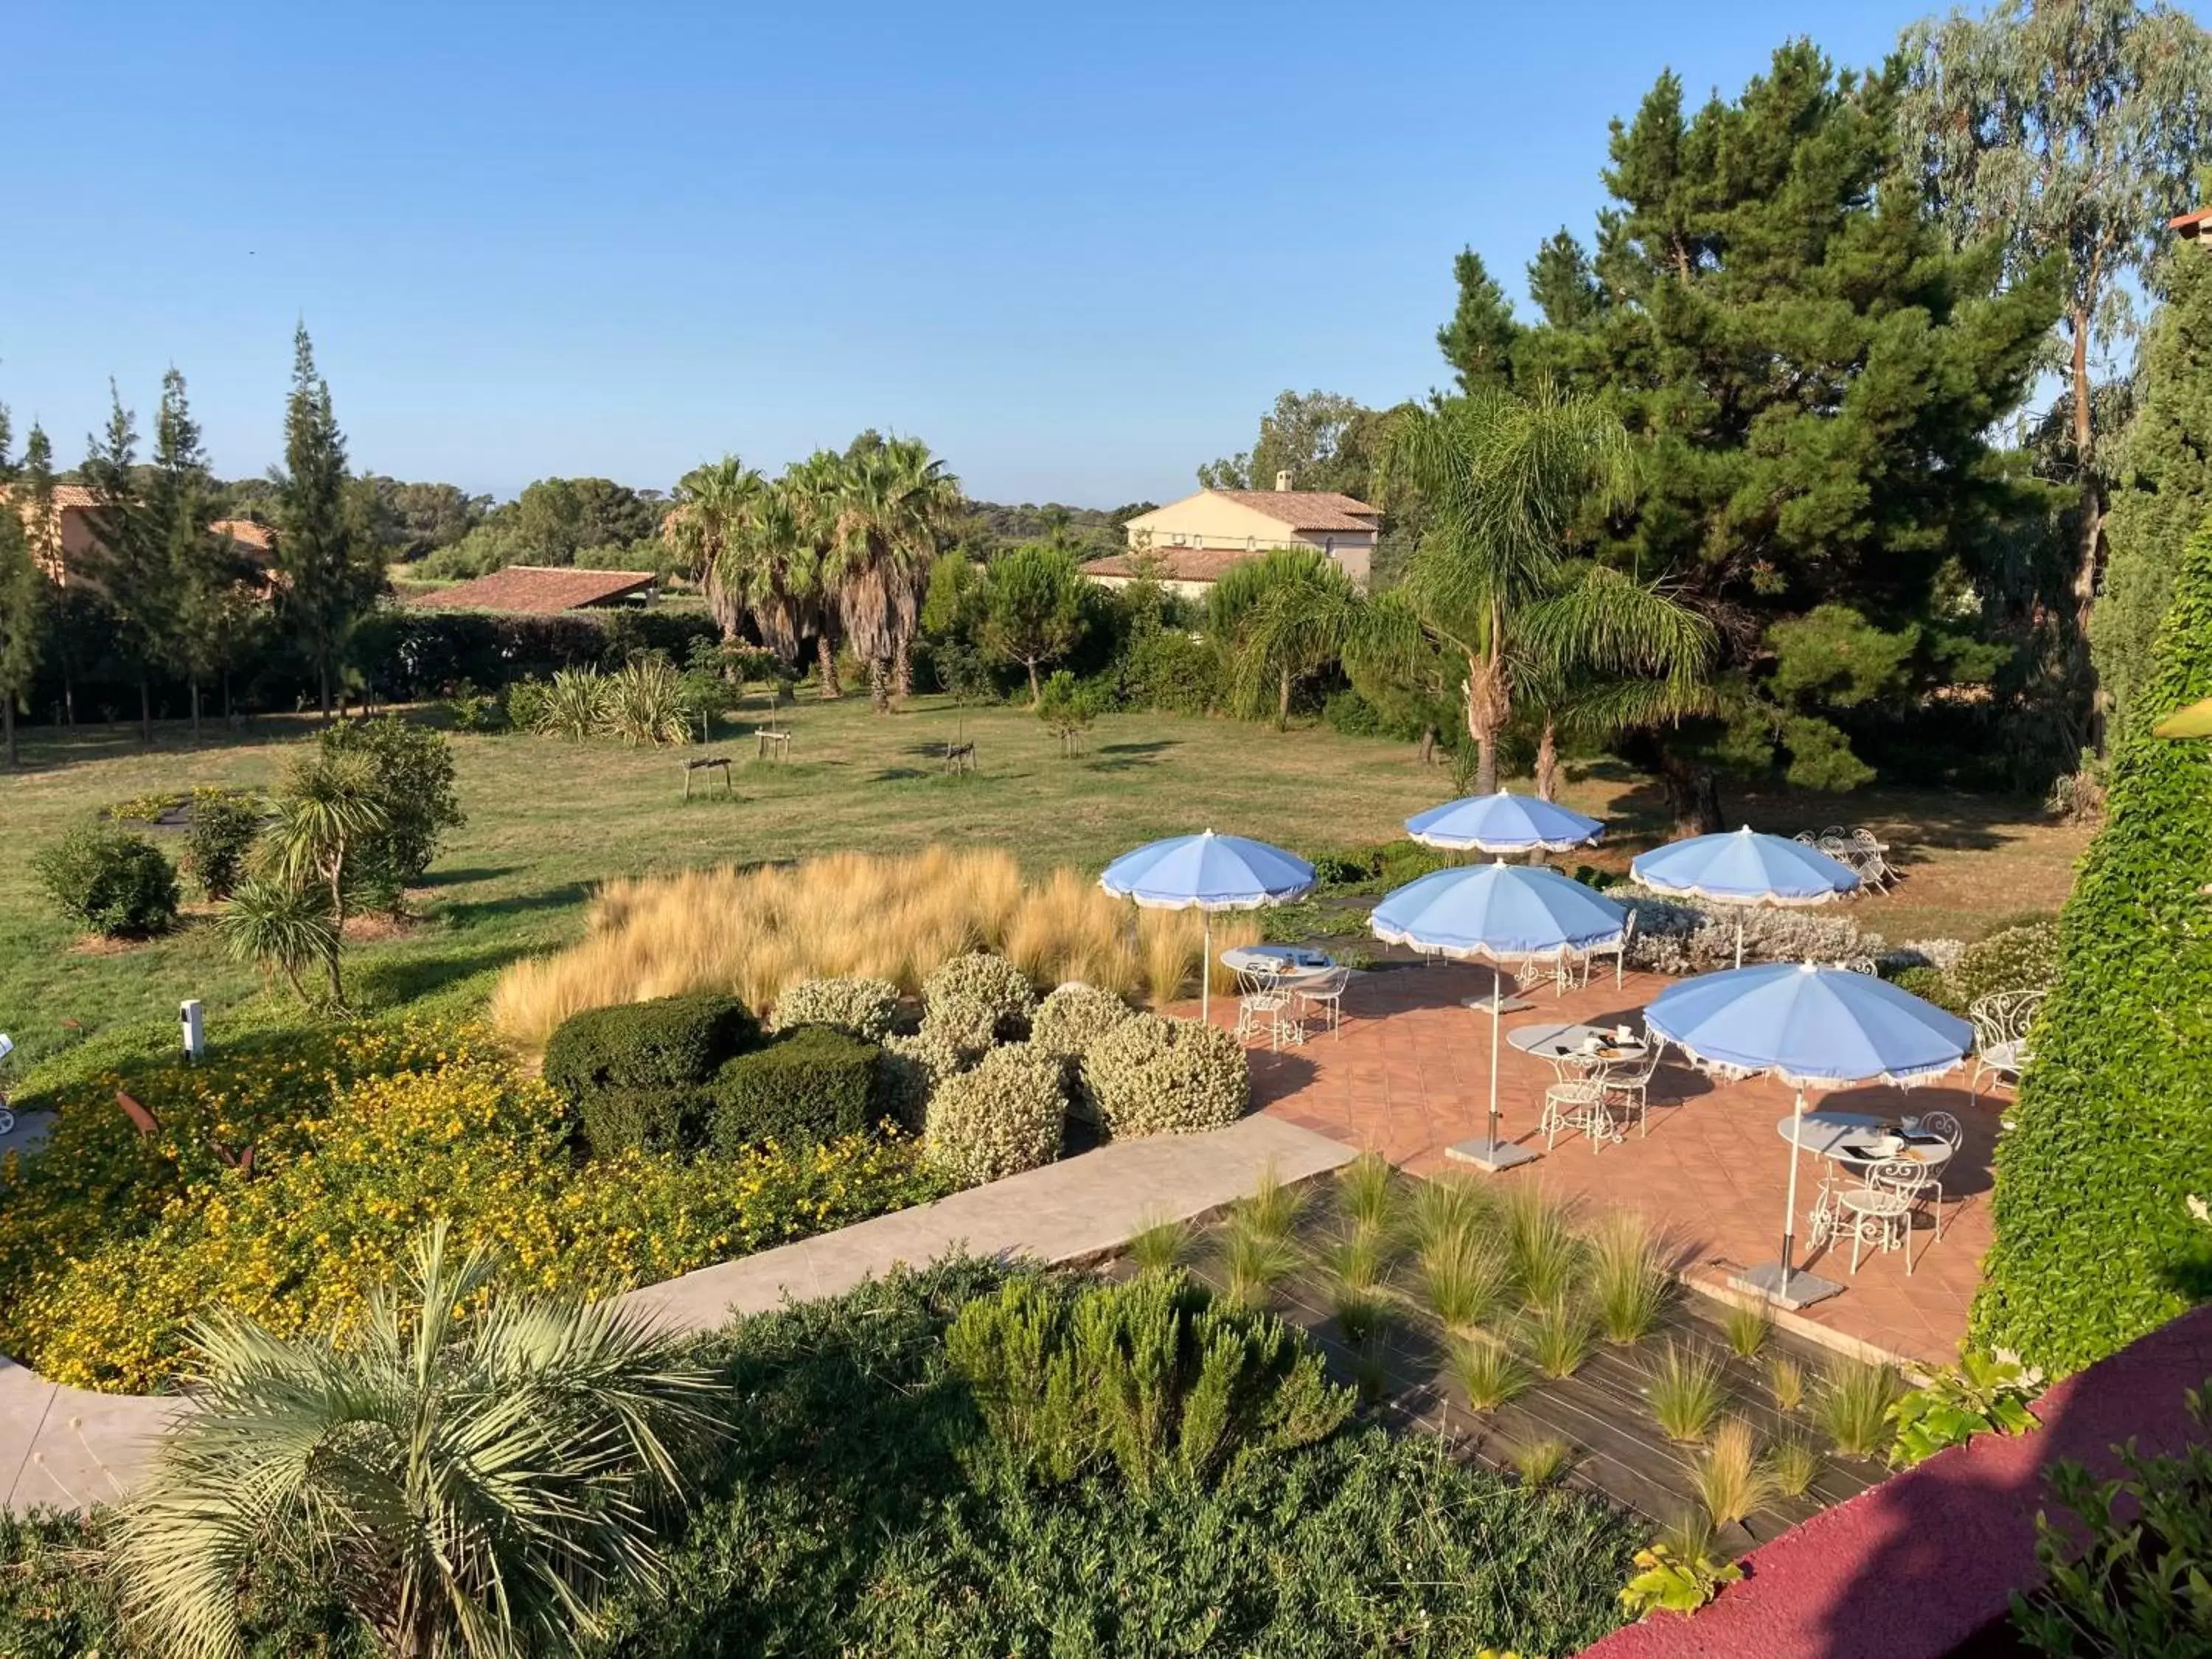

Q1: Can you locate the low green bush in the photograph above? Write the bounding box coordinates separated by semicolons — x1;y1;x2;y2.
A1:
922;1042;1065;1183
594;1260;1635;1658
768;975;901;1041
542;993;761;1110
1085;1013;1250;1138
181;787;264;902
1116;626;1220;714
32;823;181;937
945;1270;1351;1492
709;1027;881;1153
577;1086;701;1158
316;715;466;913
1888;964;1964;1015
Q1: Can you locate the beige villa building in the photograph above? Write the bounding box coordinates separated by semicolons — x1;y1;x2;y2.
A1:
8;484;278;589
1080;473;1380;598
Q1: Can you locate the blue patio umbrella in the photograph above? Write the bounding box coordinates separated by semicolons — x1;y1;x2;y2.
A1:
1100;831;1316;1021
1404;790;1605;855
1370;861;1628;1170
1630;826;1860;969
1644;962;1972;1307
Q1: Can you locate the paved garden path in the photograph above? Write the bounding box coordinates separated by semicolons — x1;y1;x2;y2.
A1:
0;1113;1352;1514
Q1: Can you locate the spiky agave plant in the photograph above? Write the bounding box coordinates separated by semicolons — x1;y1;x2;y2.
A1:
600;653;697;747
113;1222;723;1659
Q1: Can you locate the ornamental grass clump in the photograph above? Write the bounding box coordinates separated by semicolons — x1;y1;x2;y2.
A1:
1767;1354;1806;1415
1500;1183;1583;1307
1449;1332;1531;1413
1410;1172;1493;1255
1085;1013;1250;1138
1220;1220;1301;1312
1770;1433;1821;1498
1691;1419;1774;1527
1527;1295;1596;1380
1419;1228;1512;1334
1815;1357;1904;1459
922;1042;1066;1185
1516;1439;1576;1490
1238;1161;1307;1243
1126;1212;1192;1278
1645;1340;1731;1443
1588;1211;1670;1345
1724;1300;1773;1360
768;975;902;1041
1337;1150;1399;1237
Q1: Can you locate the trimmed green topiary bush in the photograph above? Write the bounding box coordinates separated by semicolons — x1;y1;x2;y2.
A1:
709;1026;882;1153
923;1042;1065;1184
1971;520;2212;1374
768;976;902;1042
1888;964;1964;1015
32;823;181;937
922;953;1037;1040
542;993;762;1108
576;1087;700;1158
1085;1013;1250;1139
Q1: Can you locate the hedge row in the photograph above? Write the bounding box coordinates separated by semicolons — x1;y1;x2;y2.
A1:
1970;520;2212;1373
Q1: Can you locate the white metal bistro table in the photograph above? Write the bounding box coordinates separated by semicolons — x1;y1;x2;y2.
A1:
1507;1022;1649;1071
1219;945;1336;988
1775;1110;1953;1169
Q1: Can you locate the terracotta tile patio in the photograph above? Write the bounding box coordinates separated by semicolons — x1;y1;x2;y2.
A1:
1220;961;2004;1368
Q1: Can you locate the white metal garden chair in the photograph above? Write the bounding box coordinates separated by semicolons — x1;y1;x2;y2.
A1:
1575;910;1635;991
1849;829;1896;890
1969;989;2045;1096
1596;1043;1663;1138
1907;1110;1961;1239
1541;1077;1615;1152
1840;1158;1924;1274
1294;967;1351;1038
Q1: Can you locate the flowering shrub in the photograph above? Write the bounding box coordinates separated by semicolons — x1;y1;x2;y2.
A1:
1948;919;2062;1011
0;1032;940;1394
1620;891;1887;975
922;953;1037;1040
768;975;902;1041
1085;1015;1249;1138
924;1043;1065;1185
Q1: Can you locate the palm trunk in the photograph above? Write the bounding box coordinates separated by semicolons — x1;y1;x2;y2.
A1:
815;635;841;700
1535;720;1559;801
1473;732;1498;795
894;635;913;703
869;656;892;713
1416;725;1438;767
1276;666;1292;728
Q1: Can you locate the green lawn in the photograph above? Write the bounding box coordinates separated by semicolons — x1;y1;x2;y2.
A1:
0;696;2093;1067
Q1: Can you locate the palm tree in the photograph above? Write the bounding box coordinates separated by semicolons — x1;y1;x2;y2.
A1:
113;1222;723;1659
265;749;386;1007
782;450;854;698
1219;549;1362;727
662;456;765;641
1371;381;1708;793
829;439;961;710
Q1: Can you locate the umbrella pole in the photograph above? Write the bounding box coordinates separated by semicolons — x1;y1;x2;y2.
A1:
1202;912;1212;1023
1489;967;1503;1151
1779;1086;1807;1294
1736;917;1745;972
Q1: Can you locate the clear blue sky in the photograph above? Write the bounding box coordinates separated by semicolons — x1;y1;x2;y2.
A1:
7;0;1939;507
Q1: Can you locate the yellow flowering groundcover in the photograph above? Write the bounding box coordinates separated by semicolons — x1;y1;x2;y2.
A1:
0;1023;943;1393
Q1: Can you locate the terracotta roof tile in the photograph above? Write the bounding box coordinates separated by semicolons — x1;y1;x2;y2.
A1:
1196;488;1380;532
1080;548;1257;584
408;565;655;614
211;518;276;557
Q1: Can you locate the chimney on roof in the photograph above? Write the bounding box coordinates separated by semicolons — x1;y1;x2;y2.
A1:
1274;470;1293;492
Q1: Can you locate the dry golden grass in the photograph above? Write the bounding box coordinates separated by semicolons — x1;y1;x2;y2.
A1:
491;846;1245;1050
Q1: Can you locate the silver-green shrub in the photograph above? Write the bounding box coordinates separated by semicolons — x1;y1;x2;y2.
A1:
922;953;1037;1040
879;1027;964;1130
1031;984;1140;1118
921;992;1004;1060
769;975;902;1041
924;1041;1065;1184
1085;1014;1249;1139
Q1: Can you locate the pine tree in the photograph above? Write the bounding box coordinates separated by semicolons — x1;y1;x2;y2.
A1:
1522;42;2059;830
148;368;243;738
0;407;40;768
80;384;168;744
274;325;379;717
1436;248;1522;394
2097;243;2212;731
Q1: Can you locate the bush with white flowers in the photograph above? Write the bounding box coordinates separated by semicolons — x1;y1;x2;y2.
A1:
768;975;902;1041
1084;1013;1249;1139
924;1042;1066;1184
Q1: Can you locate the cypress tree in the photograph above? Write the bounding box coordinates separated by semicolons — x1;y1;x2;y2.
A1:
274;325;379;717
1435;248;1522;394
1521;42;2058;829
2097;242;2212;730
0;407;40;768
80;384;167;744
148;368;243;738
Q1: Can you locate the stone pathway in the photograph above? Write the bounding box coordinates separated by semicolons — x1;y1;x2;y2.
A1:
0;1114;1352;1514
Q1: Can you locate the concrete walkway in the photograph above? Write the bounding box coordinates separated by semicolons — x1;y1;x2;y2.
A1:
624;1113;1352;1330
0;1114;1352;1514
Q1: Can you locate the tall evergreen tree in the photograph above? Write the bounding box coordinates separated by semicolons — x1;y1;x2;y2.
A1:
0;407;41;768
148;368;246;737
1899;0;2212;742
273;325;380;717
1522;42;2058;830
80;384;169;743
1436;249;1523;394
2097;240;2212;731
